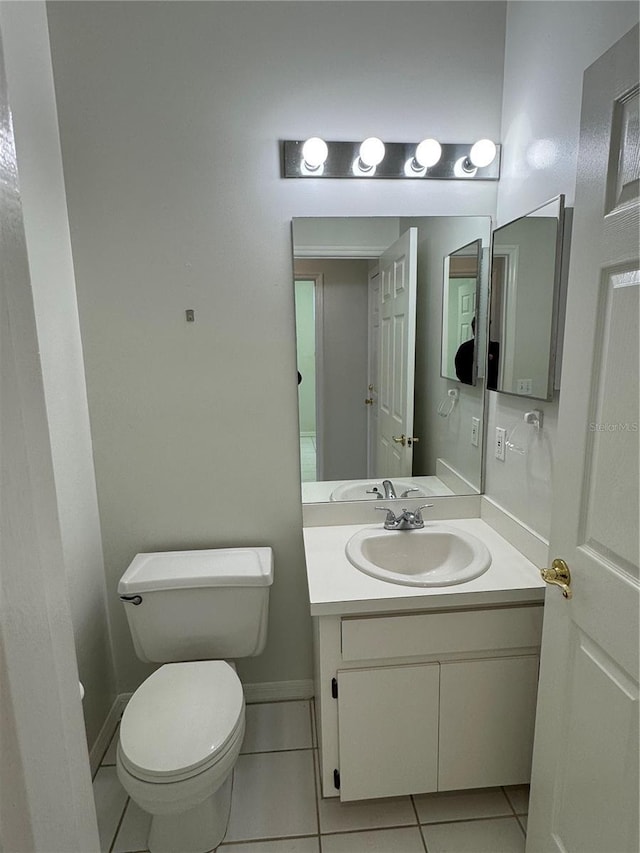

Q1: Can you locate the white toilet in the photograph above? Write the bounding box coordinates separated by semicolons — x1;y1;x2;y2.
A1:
116;547;273;853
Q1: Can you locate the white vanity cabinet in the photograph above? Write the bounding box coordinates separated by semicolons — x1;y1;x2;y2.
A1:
314;604;543;801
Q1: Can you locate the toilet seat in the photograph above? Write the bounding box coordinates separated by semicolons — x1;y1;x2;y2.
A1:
119;661;244;783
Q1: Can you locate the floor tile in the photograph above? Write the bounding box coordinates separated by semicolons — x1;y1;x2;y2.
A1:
101;727;119;766
421;817;526;853
241;701;313;753
225;751;317;842
321;826;426;853
219;838;319;852
112;799;152;853
315;751;416;834
413;787;512;824
504;784;530;814
92;766;128;852
318;796;417;836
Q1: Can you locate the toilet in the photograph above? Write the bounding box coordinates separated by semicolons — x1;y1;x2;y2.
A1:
116;547;273;853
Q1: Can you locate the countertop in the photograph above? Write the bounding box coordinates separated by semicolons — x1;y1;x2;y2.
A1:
303;518;546;616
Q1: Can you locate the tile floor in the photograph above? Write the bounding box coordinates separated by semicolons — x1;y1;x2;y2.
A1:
93;699;529;853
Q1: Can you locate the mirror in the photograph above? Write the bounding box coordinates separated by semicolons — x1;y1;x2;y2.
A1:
488;195;565;400
292;216;491;503
441;239;482;386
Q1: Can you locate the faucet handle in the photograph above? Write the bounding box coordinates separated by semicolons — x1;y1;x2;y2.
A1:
415;504;434;520
374;506;397;523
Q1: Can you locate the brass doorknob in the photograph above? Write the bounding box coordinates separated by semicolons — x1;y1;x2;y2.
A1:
540;558;572;599
392;435;420;447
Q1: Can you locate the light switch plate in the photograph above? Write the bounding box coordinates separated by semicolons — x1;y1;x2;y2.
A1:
495;427;506;461
471;417;480;447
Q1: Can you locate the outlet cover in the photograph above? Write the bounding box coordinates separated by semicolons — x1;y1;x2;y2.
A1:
516;378;533;395
495;427;506;461
471;417;480;447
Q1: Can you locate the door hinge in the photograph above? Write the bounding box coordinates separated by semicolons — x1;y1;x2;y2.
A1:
333;768;341;790
331;677;338;699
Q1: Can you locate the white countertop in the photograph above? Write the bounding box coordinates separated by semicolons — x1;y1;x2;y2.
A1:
301;475;454;504
303;518;545;616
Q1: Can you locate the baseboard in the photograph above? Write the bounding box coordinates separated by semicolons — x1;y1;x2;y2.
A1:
480;496;549;567
243;679;315;703
436;458;480;496
89;679;313;774
89;693;129;778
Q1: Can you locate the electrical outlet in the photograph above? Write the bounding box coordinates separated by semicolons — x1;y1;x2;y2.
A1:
516;378;533;395
471;417;480;447
495;427;506;461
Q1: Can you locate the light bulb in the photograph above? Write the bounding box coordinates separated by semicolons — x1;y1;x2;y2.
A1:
301;137;328;170
469;139;497;168
415;138;442;168
359;137;385;168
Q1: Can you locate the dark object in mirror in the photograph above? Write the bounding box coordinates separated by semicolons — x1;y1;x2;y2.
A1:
488;196;565;401
441;239;482;385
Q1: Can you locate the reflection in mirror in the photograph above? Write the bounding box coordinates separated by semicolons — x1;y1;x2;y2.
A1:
441;240;481;386
292;217;491;503
489;196;565;400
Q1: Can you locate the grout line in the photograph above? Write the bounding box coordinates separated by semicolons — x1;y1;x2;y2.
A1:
219;834;321;848
415;813;522;827
410;796;429;853
311;749;323;853
108;796;130;853
240;746;315;756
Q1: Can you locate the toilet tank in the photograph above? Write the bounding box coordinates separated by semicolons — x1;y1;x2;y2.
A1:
118;548;273;663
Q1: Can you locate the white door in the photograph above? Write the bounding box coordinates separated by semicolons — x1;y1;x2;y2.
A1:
527;26;639;853
375;228;418;477
367;266;380;477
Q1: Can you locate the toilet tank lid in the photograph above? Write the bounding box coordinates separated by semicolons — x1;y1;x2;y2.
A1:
118;547;273;594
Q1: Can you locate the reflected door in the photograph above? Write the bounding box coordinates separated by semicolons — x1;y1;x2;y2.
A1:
527;26;639;853
375;228;418;477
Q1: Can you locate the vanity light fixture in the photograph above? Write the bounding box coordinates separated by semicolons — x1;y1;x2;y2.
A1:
405;138;442;177
301;137;329;174
461;138;498;174
282;138;500;180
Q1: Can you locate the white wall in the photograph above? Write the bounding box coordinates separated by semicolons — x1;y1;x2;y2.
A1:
487;0;639;541
0;10;99;847
404;216;490;492
295;259;369;480
46;0;506;691
0;2;116;749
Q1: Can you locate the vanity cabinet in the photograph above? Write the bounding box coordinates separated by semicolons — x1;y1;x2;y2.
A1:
314;604;543;801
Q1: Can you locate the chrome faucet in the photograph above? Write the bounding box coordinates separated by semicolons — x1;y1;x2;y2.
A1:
375;504;433;530
365;479;398;500
381;479;397;499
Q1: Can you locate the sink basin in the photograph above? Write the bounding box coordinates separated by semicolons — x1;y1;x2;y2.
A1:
345;524;492;587
330;479;436;502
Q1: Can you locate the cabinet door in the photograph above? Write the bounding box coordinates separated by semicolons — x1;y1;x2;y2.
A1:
337;663;439;801
438;655;539;791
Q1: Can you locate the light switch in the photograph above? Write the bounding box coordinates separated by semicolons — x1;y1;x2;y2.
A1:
495;427;506;461
471;417;480;447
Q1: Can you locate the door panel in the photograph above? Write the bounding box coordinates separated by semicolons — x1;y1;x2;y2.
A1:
337;664;439;801
527;26;639;853
375;229;417;477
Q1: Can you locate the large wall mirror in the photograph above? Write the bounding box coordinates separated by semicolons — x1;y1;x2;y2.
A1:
441;239;482;386
292;216;491;503
489;195;565;400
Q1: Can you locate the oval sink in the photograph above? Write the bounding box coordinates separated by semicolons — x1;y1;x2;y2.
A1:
330;479;436;502
345;525;492;587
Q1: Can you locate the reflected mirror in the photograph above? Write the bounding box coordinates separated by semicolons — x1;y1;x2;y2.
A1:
292;217;491;503
489;196;565;400
441;239;482;386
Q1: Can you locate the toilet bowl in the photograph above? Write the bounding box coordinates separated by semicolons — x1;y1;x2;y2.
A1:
117;661;245;853
117;547;273;853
